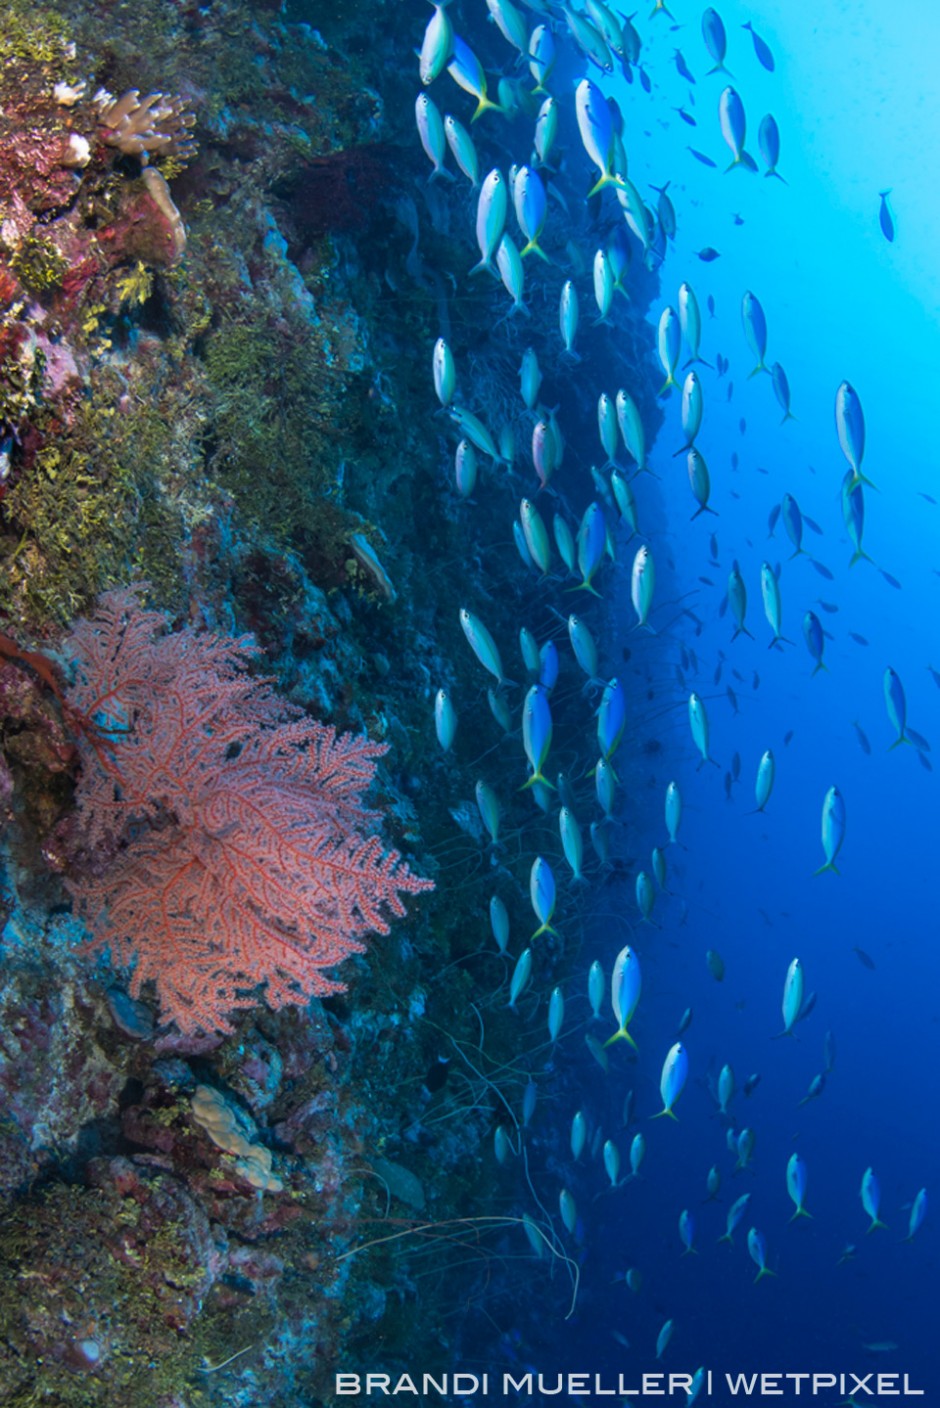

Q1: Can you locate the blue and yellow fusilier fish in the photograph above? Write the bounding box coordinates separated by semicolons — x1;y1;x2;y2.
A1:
419;0;453;86
780;957;803;1035
470;168;508;274
597;391;619;464
759;113;786;181
593;248;614;323
718;1192;751;1245
801;610;825;674
815;785;846;874
611;470;639;533
678;282;709;367
597;677;626;763
559;806;584;881
760;561;791;649
531;417;556;488
559;1187;577;1235
460;607;506;684
416;94;451;182
529;855;559;938
520;499;551;575
753;749;775;811
719;86;757;171
489;894;509;953
547;985;564;1042
906;1188;928;1242
678;372;703;453
679;1209;697;1255
787;1153;812;1220
449;404;501;461
568;614;599;680
636;870;655;922
571;1109;587;1159
554;514;576;572
564;6;613;74
443;113;479;186
434;688;457;751
605;944;641;1049
665;779;682;844
747;1227;776;1282
860;1167;888;1233
588;960;605;1020
595;757;616;816
527;23;556;93
533;96;557;169
559;278;580;360
652;1042;688;1120
432;336;455;406
538;639;558;692
495;234;525;316
841;470;869;565
475;779;501;845
631;544;655;627
603;1138;621;1187
575;78;623;197
616;389;648;473
586;0;626;59
508;947;532;1009
835;380;873;489
687;449;715;519
519;346;542;411
629;1132;646;1178
883;667;910;748
522;684;553;790
512;165;549;261
446;34;502;122
742;290;769;375
701;7;731;74
454;439;477;498
688;692;717;768
655;1319;674;1360
575;501;606;594
717;1063;735;1115
781;492;803;555
657;306;681;394
728;560;753;639
772;362;795;421
485;0;528;55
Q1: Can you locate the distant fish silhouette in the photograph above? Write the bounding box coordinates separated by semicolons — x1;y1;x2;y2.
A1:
742;21;775;71
878;190;895;243
852;947;876;971
696;246;721;261
688;147;717;167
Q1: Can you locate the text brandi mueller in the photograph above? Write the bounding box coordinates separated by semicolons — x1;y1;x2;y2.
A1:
335;1370;925;1397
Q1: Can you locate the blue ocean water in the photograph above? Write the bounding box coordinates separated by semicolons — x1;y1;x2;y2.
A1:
402;1;939;1401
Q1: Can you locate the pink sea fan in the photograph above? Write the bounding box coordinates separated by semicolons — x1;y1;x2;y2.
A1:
63;588;432;1035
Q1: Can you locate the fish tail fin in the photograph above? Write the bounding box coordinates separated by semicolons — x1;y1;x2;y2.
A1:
879;188;892;197
780;410;797;423
429;166;456;184
587;170;627;199
468;256;496;277
867;1217;889;1234
682;355;714;370
658;373;678;396
603;1026;638;1051
520;237;551;263
748;360;769;378
766;169;789;184
849;470;878;491
717;1233;733;1246
813;860;840;876
531;920;560;940
520;769;556;791
887;734;911;750
754;1266;777;1283
650;1107;678;1122
691;505;719;520
682;1246;699;1256
849;548;873;567
812;662;830;676
706;62;734;77
471;94;504;123
732;626;756;641
789;1207;813;1222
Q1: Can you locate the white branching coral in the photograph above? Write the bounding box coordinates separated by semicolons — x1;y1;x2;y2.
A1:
94;87;197;162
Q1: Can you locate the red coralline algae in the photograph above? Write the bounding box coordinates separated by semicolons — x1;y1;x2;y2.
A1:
62;588;433;1036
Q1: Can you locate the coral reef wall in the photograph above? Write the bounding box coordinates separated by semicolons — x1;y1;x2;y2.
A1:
0;0;667;1403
